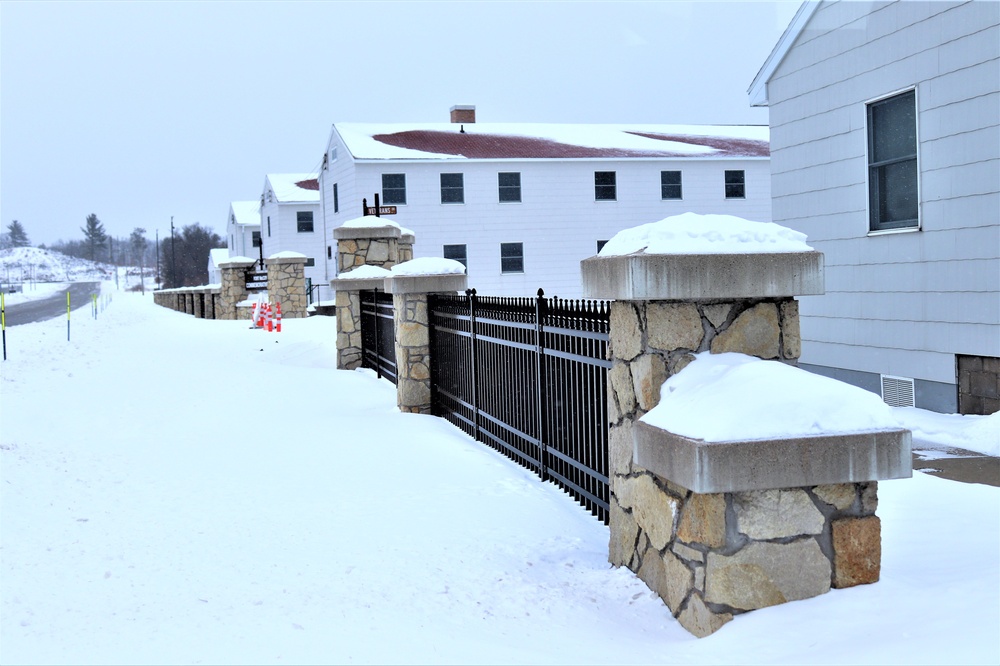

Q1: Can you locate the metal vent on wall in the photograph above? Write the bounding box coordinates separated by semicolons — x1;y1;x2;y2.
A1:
881;375;915;408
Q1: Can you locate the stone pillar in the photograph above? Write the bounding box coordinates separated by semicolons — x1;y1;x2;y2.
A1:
385;272;468;414
217;257;256;321
266;253;309;318
332;218;408;371
399;231;415;263
335;218;402;272
193;290;205;319
330;271;389;370
581;250;911;638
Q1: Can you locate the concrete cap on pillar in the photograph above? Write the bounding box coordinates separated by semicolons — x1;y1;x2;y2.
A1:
334;215;403;240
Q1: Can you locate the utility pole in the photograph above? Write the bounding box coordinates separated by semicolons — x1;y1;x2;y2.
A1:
170;216;176;288
155;229;160;286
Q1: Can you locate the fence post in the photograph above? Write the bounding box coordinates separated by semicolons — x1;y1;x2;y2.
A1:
581;237;910;638
534;288;548;482
468;288;480;441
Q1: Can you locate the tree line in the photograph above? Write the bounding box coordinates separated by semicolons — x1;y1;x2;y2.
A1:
3;216;225;287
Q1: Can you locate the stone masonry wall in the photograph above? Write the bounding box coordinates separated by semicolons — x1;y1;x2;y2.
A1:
338;238;399;272
606;297;884;636
336;290;363;369
267;258;308;318
393;292;432;414
218;263;253;320
958;354;1000;415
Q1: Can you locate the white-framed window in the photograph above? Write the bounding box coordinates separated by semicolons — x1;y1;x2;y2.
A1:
251;231;261;248
382;174;406;205
661;170;682;199
595;171;616;201
498;172;521;203
725;170;745;199
304;258;315;267
867;89;918;231
267;216;271;237
297;211;314;233
441;173;464;204
333;183;339;213
501;242;523;273
443;244;468;269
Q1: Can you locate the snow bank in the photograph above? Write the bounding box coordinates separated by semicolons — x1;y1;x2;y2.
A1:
390;257;466;276
642;352;899;441
895;408;999;456
598;213;813;256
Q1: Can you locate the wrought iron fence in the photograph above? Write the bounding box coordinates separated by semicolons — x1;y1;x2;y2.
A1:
360;289;397;384
429;289;611;523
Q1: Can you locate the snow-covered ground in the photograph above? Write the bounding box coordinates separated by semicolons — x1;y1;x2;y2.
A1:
0;247;154;304
1;291;997;665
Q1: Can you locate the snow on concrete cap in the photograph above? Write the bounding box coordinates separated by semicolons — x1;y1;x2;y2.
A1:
390;257;466;276
217;256;256;267
338;265;391;280
267;250;307;261
581;214;823;300
634;352;911;492
334;215;407;240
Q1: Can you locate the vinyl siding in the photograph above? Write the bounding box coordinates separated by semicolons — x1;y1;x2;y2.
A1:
766;0;1000;388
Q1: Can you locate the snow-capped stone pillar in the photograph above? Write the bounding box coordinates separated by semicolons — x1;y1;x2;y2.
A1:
385;259;468;414
266;252;308;319
581;214;911;638
330;267;391;370
335;216;403;273
217;257;256;321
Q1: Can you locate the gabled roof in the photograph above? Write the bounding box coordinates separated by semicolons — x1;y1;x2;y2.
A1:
333;123;769;161
229;201;261;227
748;1;820;107
209;248;229;268
264;174;321;204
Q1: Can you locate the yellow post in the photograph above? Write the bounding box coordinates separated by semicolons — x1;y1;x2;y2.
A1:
67;291;71;341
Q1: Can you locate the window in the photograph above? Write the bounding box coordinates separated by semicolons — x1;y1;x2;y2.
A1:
327;246;332;259
868;90;918;231
443;244;468;269
595;171;616;200
297;211;314;233
441;173;464;204
333;183;339;213
382;173;406;205
267;216;271;237
661;170;682;199
725;170;745;199
304;258;315;267
498;172;521;202
597;240;609;253
501;242;523;274
251;231;261;248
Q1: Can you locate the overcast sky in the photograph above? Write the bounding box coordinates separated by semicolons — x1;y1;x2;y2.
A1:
1;0;801;246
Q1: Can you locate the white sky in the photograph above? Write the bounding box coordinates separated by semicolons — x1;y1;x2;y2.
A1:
0;0;801;245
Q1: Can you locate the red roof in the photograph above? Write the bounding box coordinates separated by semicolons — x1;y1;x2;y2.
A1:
369;130;768;159
295;178;320;190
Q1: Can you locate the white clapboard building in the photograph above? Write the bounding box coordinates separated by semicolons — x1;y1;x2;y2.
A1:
257;173;328;300
317;107;772;297
749;0;999;413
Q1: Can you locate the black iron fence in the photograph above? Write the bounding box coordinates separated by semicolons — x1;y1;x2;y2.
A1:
429;289;611;523
360;289;397;384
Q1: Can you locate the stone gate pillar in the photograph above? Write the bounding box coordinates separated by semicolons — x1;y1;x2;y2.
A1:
332;217;407;370
385;265;467;414
266;252;309;318
582;228;911;637
217;257;256;320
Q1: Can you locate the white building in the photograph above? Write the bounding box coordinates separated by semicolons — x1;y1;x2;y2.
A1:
225;201;262;264
749;0;999;414
207;248;228;285
258;174;328;301
318;107;772;297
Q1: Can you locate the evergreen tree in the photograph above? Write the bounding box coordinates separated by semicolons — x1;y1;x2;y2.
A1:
81;213;107;262
7;220;30;247
160;223;224;287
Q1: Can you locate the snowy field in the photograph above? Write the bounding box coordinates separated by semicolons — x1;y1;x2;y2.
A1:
1;290;997;665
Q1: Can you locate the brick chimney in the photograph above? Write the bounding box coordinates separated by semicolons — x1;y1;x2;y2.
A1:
450;105;476;124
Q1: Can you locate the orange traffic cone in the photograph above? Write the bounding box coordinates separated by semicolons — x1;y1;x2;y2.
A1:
276;302;282;333
266;302;273;332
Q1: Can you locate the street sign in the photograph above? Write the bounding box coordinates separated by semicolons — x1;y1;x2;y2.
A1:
245;270;268;290
365;205;397;216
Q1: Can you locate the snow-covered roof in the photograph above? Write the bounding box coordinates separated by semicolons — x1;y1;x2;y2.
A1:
334;123;769;161
597;213;813;256
209;248;229;268
229;201;261;227
265;174;321;203
748;1;820;107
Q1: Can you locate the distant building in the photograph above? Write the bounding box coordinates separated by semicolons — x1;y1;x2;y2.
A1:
258;174;326;301
749;0;999;414
226;201;262;264
318;106;772;297
207;248;228;285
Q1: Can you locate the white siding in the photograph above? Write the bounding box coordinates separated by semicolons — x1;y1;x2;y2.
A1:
326;156;770;297
259;179;326;299
766;0;1000;388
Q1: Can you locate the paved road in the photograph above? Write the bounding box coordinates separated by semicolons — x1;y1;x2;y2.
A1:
2;282;101;327
913;447;999;487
